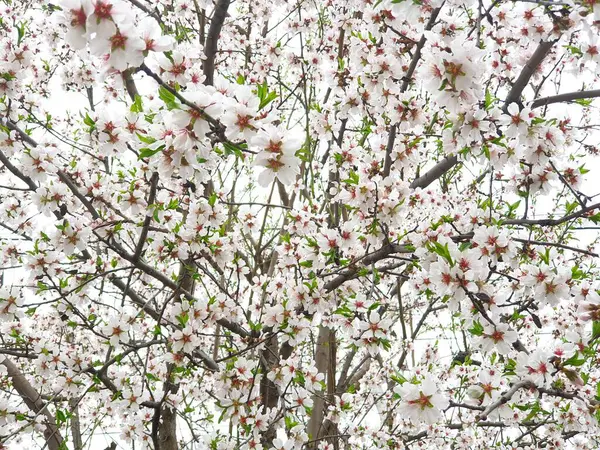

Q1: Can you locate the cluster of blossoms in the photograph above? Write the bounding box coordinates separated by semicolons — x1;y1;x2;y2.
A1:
2;0;600;449
60;0;173;70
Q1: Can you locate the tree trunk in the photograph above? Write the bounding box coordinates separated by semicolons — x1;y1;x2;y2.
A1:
158;405;179;450
306;326;332;446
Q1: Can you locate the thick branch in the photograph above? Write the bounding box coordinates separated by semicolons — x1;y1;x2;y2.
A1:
0;144;38;191
133;172;159;261
478;380;533;421
306;327;331;446
323;243;413;292
126;0;161;20
504;40;556;110
512;237;598;257
122;68;140;102
531;89;600;109
400;6;443;92
139;63;222;130
385;6;441;179
503;202;600;226
1;358;64;450
410;155;458;190
203;0;231;86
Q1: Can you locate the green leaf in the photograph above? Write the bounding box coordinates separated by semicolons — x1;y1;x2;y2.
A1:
284;415;298;429
342;170;359;185
563;353;586;367
539;248;550;265
255;80;276;109
589;213;600;225
459;242;472;251
565;45;582;56
138;145;164;159
146;373;159;382
137;133;156;145
468;321;484;336
333;305;353;318
482;144;490;160
158;86;179;110
16;22;27;47
83;112;96;130
507;200;521;216
208;192;217;207
571;265;585;281
565;201;579;215
428;241;453;265
484;89;494;110
130;94;143;113
592;321;600;340
222;141;246;158
368;302;380;311
56;409;66;425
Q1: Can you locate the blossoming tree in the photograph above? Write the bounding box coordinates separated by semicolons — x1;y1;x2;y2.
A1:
2;0;600;448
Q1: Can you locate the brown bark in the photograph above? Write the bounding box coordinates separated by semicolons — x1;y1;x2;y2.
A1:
158;402;179;450
203;0;231;86
306;327;331;446
1;358;64;450
155;262;196;450
259;333;281;445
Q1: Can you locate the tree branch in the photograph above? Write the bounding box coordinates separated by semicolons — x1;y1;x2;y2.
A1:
503;202;600;226
323;243;413;292
504;40;556;110
531;89;600;109
410;155;458;190
133;172;159;261
203;0;231;86
1;358;64;450
478;380;533;421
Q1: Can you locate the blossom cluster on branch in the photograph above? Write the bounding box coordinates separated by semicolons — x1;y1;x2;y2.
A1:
1;0;600;449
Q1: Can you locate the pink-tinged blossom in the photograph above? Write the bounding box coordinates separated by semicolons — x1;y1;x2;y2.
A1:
120;386;148;411
139;17;174;53
472;225;515;265
516;349;553;386
222;107;260;143
264;304;285;328
499;103;533;139
289;388;313;410
119;189;147;216
0;288;23;321
576;282;600;321
170;326;199;353
475;322;518;354
89;22;145;70
171;89;223;139
353;310;392;356
102;316;130;347
396;377;449;424
86;0;129;34
59;0;93;49
252;125;302;187
156;51;193;84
